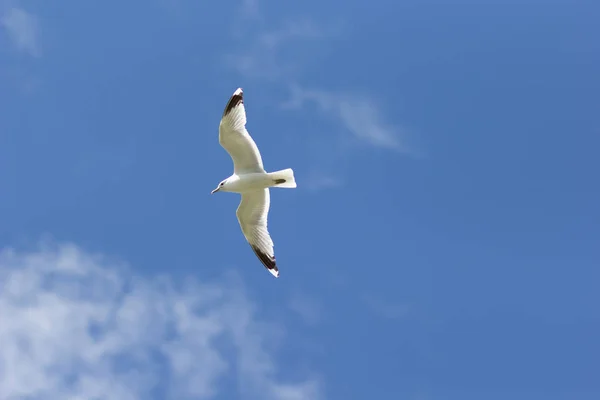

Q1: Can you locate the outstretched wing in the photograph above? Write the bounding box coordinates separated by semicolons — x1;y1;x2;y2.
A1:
219;88;265;174
236;189;279;278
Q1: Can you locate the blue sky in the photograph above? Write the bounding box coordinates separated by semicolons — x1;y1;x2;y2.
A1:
1;0;599;399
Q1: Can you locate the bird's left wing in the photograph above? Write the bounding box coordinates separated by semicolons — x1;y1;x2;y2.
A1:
236;189;279;278
219;88;265;174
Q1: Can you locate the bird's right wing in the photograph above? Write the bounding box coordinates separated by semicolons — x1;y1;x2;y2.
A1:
219;88;265;174
236;189;279;278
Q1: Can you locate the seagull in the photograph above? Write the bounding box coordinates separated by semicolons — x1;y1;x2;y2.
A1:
211;88;297;278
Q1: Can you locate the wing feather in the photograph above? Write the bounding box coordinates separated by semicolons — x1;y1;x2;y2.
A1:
219;88;265;174
236;189;279;277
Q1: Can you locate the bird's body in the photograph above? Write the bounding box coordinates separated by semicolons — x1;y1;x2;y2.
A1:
211;88;296;278
215;171;294;193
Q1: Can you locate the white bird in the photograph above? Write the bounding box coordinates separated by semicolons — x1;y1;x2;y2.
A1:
211;88;297;278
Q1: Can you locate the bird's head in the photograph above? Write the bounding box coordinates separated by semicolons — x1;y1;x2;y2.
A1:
211;179;227;194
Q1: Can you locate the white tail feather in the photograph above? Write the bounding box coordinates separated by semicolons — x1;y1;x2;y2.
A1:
269;168;297;188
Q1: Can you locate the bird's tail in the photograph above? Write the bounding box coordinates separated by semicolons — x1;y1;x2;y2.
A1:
268;168;297;188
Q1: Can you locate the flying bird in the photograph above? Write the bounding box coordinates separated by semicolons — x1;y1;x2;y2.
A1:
211;88;297;278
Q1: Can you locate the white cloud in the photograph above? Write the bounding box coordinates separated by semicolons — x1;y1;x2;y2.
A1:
283;85;408;152
1;6;40;57
0;242;322;400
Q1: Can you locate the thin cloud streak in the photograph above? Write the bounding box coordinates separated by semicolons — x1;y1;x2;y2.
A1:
283;85;409;152
0;243;322;400
1;6;40;57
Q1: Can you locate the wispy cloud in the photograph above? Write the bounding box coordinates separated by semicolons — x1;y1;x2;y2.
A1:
0;242;322;400
283;85;408;151
1;6;40;57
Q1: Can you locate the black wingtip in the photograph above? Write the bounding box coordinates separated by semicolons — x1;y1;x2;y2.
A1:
222;88;244;118
251;245;279;278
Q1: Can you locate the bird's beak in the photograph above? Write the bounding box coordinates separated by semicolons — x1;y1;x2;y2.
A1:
211;188;220;194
